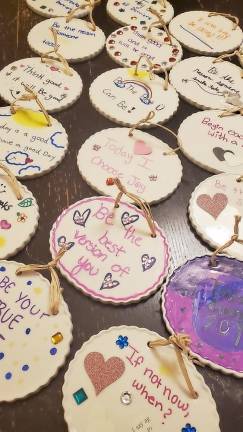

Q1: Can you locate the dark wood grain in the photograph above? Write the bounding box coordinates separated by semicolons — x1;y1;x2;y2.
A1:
0;0;242;431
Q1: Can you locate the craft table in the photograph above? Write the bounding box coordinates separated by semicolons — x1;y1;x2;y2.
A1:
0;0;242;431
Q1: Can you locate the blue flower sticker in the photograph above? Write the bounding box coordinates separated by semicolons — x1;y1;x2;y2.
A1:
116;335;128;349
182;424;197;432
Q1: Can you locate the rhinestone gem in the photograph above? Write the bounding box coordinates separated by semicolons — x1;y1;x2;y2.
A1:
120;391;132;405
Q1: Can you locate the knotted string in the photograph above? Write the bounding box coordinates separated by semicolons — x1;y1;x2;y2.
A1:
148;7;172;45
66;0;98;30
129;110;179;155
210;215;243;266
208;12;239;30
106;177;156;237
0;163;23;200
41;28;73;76
148;334;199;399
16;246;67;315
158;0;166;8
219;94;243;117
10;84;51;126
133;55;168;90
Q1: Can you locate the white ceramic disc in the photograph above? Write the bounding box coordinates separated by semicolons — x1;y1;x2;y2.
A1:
0;176;39;259
62;326;220;432
50;196;170;304
28;18;106;63
26;0;89;18
170;56;243;110
77;128;182;204
169;11;243;55
0;107;68;178
107;0;174;26
0;260;72;401
0;58;83;113
189;173;243;260
89;68;179;126
106;25;183;72
178;110;243;174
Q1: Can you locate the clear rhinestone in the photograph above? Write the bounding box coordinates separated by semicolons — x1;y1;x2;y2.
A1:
120;391;132;405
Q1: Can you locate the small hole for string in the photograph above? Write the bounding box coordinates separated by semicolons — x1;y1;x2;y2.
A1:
208;258;218;268
147;341;152;347
236;177;242;183
115;204;119;208
151;234;156;238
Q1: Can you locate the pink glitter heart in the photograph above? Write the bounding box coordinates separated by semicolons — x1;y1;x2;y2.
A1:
134;139;152;155
50;66;59;72
0;220;11;230
64;86;69;90
84;352;125;395
196;193;228;219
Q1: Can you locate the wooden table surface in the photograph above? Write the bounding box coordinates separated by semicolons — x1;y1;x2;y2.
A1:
0;0;242;431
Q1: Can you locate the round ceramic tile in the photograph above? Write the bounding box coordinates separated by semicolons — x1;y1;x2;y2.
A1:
0;260;72;401
0;176;39;259
28;18;106;63
107;0;174;26
178;110;243;174
0;58;83;113
189;173;243;260
169;11;243;55
89;68;179;126
0;106;68;178
162;254;243;376
106;25;182;72
50;196;170;304
169;56;243;110
77;128;182;204
63;326;220;432
26;0;89;18
239;44;243;68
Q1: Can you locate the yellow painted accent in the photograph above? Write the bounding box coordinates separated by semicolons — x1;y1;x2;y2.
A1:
33;287;42;295
159;364;173;376
128;68;150;79
0;237;6;247
12;110;48;128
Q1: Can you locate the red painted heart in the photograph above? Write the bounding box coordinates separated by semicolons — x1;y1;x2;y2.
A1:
134;140;152;155
196;193;228;219
84;352;125;396
25;157;33;164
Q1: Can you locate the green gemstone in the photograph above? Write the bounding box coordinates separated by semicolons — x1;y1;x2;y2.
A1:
73;388;88;405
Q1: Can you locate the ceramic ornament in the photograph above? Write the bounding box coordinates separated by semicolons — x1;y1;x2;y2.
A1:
89;68;179;126
169;11;243;55
28;18;106;63
50;194;170;304
0;165;39;259
162;254;243;377
178;110;243;174
25;0;89;18
189;173;243;260
0;58;83;113
62;325;220;431
239;45;243;68
106;25;183;72
107;0;174;27
77;128;182;204
169;56;243;110
0;260;72;401
0;106;68;178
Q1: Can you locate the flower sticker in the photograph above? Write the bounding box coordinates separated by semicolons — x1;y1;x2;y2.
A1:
17;212;28;222
116;335;128;349
182;424;197;432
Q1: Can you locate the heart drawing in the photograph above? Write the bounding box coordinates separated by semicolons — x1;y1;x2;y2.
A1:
121;211;139;227
84;352;125;396
73;208;91;227
196;193;228;219
100;273;120;290
57;235;74;250
0;220;11;230
133;139;152;155
141;254;156;271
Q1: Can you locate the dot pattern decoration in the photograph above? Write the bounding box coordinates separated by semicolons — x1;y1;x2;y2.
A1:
106;25;183;72
0;260;72;402
106;0;174;27
25;0;90;18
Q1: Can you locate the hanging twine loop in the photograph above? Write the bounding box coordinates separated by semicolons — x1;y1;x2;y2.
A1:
129;110;180;155
41;28;73;76
148;7;172;45
106;177;156;237
148;333;199;399
210;215;243;266
0;163;23;200
66;0;98;30
219;93;243;117
16;246;67;315
208;12;239;30
133;55;168;90
10;84;51;126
